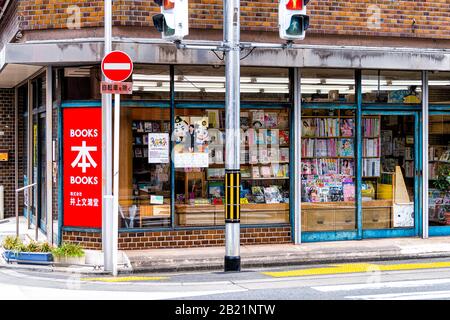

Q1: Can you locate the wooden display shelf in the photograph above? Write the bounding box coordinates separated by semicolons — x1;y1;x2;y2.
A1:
301;200;393;231
176;203;289;226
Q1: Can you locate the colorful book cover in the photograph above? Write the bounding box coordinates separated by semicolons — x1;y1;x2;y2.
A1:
249;146;258;164
340;119;354;137
339;138;354;157
251;186;265;203
252;111;265;128
264;112;278;129
240;112;250;130
260;165;272;178
279;130;289;145
208;181;224;199
267;129;279;145
343;182;355;201
241;166;251;178
252;166;261;178
264;186;283;204
256;129;267;145
302;119;316;137
268;147;280;163
259;145;269;163
340;159;354;176
280;148;289;162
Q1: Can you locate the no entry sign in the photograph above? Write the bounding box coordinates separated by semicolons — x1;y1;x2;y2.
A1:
101;51;133;82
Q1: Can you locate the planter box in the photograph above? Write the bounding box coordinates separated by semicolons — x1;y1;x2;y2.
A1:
53;255;86;266
2;250;53;265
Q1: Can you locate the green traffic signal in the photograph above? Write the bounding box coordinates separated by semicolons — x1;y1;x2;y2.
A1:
152;14;175;37
286;14;309;36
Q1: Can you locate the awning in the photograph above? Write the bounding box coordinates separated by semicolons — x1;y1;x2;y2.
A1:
1;39;449;88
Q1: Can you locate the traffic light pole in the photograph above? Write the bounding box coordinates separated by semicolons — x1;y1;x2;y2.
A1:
223;0;241;272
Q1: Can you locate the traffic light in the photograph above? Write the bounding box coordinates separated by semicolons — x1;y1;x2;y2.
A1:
278;0;310;41
152;0;189;41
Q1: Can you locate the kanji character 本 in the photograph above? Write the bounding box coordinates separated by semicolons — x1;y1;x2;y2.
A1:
71;141;98;173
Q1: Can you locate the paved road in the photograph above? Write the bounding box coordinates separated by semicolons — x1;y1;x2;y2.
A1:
2;258;450;300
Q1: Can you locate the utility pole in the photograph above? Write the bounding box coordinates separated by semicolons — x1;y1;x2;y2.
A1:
224;0;241;272
103;0;115;275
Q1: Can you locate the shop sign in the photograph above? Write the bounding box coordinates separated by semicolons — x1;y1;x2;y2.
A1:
63;108;102;228
100;81;133;95
148;133;170;164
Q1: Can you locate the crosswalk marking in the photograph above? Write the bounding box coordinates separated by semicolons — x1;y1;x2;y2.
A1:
263;261;450;278
347;290;450;300
312;278;450;292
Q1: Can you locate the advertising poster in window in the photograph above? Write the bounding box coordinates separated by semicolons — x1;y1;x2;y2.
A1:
148;133;169;164
173;116;210;168
63;108;102;228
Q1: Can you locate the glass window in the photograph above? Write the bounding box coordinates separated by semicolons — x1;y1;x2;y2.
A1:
362;70;422;104
362;115;415;229
300;108;356;232
132;65;170;100
174;107;290;226
301;69;355;104
119;106;171;229
175;65;225;101
240;67;290;102
428;114;450;226
429;72;450;104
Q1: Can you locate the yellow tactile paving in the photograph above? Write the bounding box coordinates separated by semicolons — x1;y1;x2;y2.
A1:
263;261;450;278
81;276;169;282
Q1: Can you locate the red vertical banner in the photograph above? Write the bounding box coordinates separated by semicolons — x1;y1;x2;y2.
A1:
63;108;102;228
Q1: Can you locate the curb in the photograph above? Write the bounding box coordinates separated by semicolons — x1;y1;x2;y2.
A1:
128;251;450;274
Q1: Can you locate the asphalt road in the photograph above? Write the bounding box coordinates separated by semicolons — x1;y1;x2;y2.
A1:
2;257;450;300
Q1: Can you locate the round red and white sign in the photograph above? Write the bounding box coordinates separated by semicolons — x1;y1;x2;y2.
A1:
101;51;134;82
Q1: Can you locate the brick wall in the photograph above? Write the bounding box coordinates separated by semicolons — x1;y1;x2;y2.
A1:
0;89;15;218
15;0;450;40
62;226;292;250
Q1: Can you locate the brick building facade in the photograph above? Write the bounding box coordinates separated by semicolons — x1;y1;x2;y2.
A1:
0;1;449;250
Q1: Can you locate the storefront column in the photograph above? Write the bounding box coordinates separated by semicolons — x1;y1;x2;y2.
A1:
26;80;33;230
45;66;53;242
422;70;429;239
293;68;302;244
355;70;363;239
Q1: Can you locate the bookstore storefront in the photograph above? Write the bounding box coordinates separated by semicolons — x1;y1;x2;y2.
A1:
117;65;292;231
59;65;450;247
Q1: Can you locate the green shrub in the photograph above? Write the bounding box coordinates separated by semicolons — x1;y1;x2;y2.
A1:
2;236;23;251
52;242;85;258
2;236;52;253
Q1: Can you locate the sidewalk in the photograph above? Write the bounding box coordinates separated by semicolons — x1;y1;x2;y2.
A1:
126;237;450;273
0;217;130;274
2;217;450;274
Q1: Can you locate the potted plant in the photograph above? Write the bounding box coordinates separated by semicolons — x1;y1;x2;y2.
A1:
2;236;53;264
52;242;86;265
434;164;450;225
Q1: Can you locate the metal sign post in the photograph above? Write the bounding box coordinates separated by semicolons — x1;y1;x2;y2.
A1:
224;0;241;272
103;0;114;274
112;93;120;276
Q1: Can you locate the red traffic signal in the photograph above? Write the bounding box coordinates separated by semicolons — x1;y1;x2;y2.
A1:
286;0;303;11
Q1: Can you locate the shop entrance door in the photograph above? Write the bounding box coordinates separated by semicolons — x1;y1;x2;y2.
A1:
361;111;420;238
31;112;47;233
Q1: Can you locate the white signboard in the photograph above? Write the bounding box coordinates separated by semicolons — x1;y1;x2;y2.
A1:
148;133;169;164
175;153;209;168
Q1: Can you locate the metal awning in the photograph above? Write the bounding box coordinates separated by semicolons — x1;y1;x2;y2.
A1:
1;39;449;88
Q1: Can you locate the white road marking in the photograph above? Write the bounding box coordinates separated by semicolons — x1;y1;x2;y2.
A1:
347;290;450;300
0;282;247;300
312;278;450;292
103;63;131;70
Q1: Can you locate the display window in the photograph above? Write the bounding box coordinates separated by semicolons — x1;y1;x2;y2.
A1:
429;72;450;104
300;108;356;232
119;106;172;229
301;69;355;104
174;107;291;227
428;114;450;227
362;70;422;104
361;114;416;230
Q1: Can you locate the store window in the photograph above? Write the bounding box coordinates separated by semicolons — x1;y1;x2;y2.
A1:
174;107;291;226
428;114;450;226
362;115;415;229
301;69;355;104
362;70;422;104
132;65;171;100
300;108;356;232
429;72;450;104
119;106;171;229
